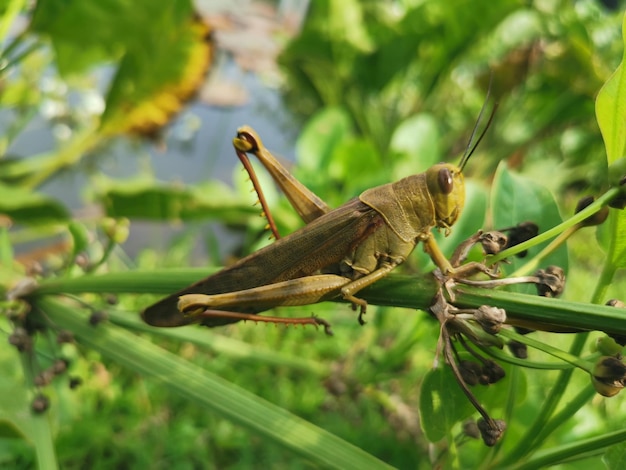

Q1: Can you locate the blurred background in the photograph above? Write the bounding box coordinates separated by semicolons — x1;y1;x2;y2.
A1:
2;0;626;468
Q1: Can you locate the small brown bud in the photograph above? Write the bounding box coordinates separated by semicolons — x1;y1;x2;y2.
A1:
502;221;539;258
52;359;69;375
474;305;506;335
592;356;626;397
480;360;506;385
459;360;482;386
535;266;565;297
89;311;108;326
508;340;528;359
608;175;626;209
69;377;83;390
575;196;609;227
8;327;33;352
477;418;506;446
480;231;508;255
462;420;480;439
57;330;75;344
31;394;50;414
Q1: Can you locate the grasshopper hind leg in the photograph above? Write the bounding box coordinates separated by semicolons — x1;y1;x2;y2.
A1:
193;309;333;336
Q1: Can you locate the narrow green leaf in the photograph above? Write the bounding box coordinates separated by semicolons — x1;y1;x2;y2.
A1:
35;296;392;470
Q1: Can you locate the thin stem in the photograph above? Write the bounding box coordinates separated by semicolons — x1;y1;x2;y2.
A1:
488;188;619;264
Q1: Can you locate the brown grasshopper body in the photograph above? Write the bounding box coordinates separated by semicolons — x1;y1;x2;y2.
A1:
142;128;466;329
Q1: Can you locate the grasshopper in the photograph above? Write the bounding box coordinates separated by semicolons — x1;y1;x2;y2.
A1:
143;111;495;333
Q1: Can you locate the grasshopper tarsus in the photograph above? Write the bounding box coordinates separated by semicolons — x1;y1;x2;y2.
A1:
312;316;334;336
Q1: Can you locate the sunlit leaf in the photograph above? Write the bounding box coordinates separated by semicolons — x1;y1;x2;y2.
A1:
595;13;626;165
31;0;213;137
595;12;626;269
100;14;213;137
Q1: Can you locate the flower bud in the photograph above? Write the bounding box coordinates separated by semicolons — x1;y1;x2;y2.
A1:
459;360;482;386
480;231;508;255
575;196;609;227
502;221;538;258
477;418;506;446
592;356;626;397
474;305;506;335
535;266;565;297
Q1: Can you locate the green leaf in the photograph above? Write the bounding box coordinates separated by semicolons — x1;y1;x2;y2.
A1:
604;441;626;470
296;107;353;174
490;162;568;277
36;296;393;470
389;113;441;181
0;182;68;224
595;12;626;165
98;178;258;222
419;367;474;442
595;12;626;270
31;0;194;76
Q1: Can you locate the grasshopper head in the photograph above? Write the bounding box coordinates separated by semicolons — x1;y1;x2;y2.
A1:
426;163;465;233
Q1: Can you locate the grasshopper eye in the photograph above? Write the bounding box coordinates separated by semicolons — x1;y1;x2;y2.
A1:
438;167;454;194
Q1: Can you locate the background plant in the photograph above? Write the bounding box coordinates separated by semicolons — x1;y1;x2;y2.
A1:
1;0;626;469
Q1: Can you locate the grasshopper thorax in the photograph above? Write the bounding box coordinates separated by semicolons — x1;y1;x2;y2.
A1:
426;163;465;233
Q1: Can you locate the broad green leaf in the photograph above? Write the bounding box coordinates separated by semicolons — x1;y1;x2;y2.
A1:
595;12;626;269
296;107;353;173
491;162;568;278
98;178;258;222
595;12;626;165
419;367;474;442
328;137;384;197
32;0;212;136
389;113;441;181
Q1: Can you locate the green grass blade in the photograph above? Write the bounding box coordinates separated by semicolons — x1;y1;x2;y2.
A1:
34;296;393;470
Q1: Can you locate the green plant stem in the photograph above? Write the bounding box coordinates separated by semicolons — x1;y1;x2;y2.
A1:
496;329;591;371
509;225;579;277
511;427;626;470
30;271;626;338
497;332;590;467
488;187;620;263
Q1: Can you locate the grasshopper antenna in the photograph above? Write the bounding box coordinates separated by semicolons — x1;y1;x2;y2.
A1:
459;75;499;172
